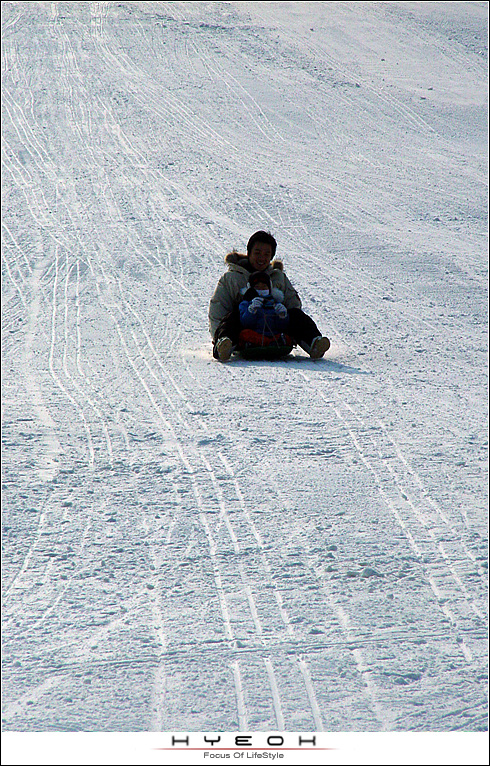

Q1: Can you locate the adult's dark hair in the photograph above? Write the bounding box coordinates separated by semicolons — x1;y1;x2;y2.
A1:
246;230;277;258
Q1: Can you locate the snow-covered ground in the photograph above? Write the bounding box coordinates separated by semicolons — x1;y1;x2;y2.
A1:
2;0;488;748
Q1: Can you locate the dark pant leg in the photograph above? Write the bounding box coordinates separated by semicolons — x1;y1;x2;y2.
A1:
288;308;322;346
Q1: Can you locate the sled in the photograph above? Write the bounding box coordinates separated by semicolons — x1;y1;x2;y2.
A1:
237;329;295;360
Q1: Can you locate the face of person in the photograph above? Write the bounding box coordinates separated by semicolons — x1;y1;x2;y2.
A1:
248;242;273;271
254;281;269;293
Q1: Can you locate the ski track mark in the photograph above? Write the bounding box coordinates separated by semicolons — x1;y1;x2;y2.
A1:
264;658;286;731
299;369;485;663
88;3;243;161
309;563;392;732
199;512;235;646
108;269;300;651
348;391;486;560
5;497;94;635
161;366;298;638
177;361;349;730
86;255;250;675
89;272;307;724
49;246;95;469
2;220;33;278
2;245;28;311
297;658;325;732
20;257;63;481
331;386;486;616
128;500;169;732
231;660;249;731
3;495;51;599
62;254;114;468
1;6;25;34
189;37;286;146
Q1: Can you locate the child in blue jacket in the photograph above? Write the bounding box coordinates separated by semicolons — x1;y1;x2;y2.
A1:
238;271;289;337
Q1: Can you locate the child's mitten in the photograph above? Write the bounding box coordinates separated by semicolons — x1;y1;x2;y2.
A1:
274;303;287;319
249;296;264;314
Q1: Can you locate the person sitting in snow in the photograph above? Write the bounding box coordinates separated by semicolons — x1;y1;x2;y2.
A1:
209;230;330;361
238;271;290;340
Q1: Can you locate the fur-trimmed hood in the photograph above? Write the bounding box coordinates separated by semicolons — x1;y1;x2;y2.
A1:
224;251;284;273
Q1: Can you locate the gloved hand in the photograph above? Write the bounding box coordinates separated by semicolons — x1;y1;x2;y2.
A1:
248;296;264;314
274;303;287;319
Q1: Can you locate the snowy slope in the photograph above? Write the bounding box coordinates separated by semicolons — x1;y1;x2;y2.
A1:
2;0;488;737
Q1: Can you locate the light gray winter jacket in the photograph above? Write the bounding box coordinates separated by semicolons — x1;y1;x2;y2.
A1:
208;251;302;336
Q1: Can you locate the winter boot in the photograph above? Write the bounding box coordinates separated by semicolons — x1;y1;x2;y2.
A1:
300;336;330;359
310;336;330;359
215;337;234;362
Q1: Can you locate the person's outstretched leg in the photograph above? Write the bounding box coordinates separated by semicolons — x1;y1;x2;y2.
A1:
288;308;330;359
212;307;241;360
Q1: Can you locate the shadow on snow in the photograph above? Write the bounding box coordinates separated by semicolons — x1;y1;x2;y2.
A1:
231;354;372;375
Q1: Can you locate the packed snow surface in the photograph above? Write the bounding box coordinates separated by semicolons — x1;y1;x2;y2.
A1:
2;1;488;734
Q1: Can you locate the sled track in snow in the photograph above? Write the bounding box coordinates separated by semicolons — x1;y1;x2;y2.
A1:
298;368;486;661
83;260;335;730
74;247;372;730
210;354;487;727
205;361;396;731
